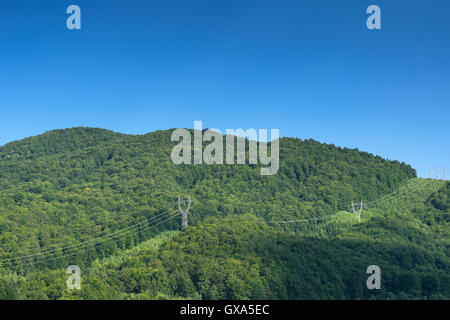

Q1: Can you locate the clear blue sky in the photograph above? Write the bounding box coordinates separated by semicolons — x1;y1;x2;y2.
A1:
0;0;449;178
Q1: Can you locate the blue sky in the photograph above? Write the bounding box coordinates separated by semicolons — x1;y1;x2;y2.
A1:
0;0;449;178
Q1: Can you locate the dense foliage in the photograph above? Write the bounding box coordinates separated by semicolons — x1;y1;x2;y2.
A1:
0;127;446;300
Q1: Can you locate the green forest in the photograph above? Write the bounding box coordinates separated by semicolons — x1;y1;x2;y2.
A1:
0;127;448;300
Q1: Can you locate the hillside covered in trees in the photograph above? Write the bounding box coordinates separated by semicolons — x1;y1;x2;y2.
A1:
0;127;448;300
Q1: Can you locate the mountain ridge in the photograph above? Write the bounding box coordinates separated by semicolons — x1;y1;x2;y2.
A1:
0;127;415;169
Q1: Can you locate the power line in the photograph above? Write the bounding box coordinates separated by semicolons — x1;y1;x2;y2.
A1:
362;180;439;209
0;208;176;264
1;194;197;269
260;179;441;225
0;210;180;269
0;209;180;268
340;179;434;212
344;179;421;210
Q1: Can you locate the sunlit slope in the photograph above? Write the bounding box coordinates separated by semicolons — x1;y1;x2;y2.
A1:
270;178;446;236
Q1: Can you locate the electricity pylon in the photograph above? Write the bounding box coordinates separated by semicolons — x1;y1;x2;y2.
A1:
351;200;363;222
178;194;191;228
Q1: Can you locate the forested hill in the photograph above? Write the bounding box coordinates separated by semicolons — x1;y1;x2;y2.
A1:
2;179;449;300
0;127;415;272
